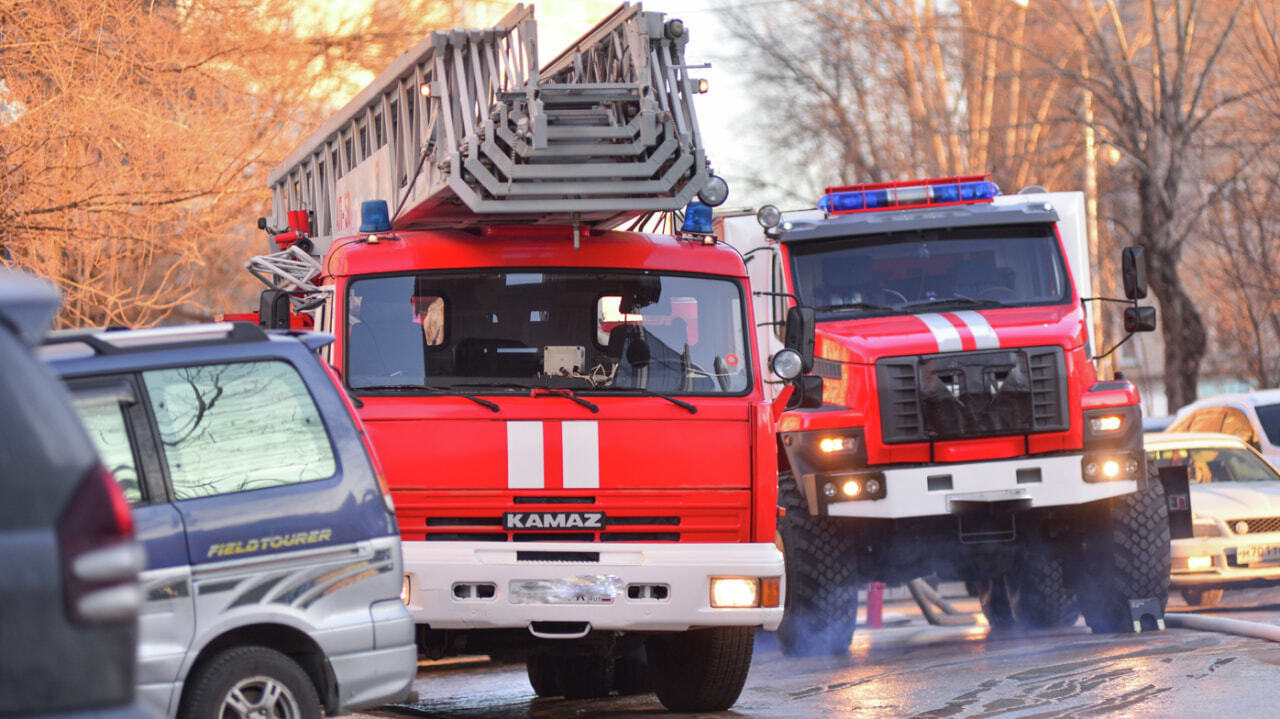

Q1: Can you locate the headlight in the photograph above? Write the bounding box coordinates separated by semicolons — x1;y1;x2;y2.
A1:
1090;415;1124;432
401;574;412;606
770;348;803;380
1187;556;1213;571
710;577;759;608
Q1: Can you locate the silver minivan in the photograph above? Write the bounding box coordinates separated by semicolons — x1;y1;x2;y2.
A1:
43;323;416;718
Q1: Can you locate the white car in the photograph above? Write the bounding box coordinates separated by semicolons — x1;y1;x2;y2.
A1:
1145;432;1280;606
1166;389;1280;465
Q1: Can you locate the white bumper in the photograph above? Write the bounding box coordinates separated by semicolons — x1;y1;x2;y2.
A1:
402;541;783;632
822;453;1136;519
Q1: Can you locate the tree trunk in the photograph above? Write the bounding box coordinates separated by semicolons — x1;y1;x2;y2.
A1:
1147;245;1206;413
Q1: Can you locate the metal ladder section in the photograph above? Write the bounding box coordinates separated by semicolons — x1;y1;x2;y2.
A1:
264;2;712;254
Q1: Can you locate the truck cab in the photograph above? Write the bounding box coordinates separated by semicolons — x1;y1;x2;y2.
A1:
721;176;1169;655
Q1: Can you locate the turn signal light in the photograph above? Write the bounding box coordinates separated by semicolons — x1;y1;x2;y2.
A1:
761;577;781;608
1090;415;1123;432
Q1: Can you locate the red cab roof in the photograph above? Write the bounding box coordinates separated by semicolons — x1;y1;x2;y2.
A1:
324;226;748;278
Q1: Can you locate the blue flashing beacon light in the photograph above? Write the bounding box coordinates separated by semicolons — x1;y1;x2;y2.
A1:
681;200;714;236
818;177;1000;216
359;200;393;234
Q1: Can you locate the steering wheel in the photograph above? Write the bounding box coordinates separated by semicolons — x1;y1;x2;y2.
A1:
976;287;1018;302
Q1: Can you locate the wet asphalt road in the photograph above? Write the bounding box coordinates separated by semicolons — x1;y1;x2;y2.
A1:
345;587;1280;718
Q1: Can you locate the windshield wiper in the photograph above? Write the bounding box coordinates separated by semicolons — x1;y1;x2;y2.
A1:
611;388;697;414
813;300;896;313
453;381;599;413
898;295;1010;310
354;384;500;412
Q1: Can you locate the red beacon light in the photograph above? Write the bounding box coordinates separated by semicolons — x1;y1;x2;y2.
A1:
818;175;999;216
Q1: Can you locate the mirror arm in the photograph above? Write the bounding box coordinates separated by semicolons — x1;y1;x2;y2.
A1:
1091;331;1136;362
1080;296;1138;305
754;290;800;301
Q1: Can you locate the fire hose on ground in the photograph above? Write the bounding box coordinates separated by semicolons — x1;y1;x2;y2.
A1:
888;577;1280;642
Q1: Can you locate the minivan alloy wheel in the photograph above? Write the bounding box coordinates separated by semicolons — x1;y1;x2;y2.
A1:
219;675;302;719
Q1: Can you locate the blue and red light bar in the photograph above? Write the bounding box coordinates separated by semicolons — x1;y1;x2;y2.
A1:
818;175;999;216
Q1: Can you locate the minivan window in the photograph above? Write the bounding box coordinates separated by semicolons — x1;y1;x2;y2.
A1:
143;361;336;499
73;399;143;504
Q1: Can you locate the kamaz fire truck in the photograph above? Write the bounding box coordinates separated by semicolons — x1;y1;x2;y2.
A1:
235;4;792;711
720;176;1170;655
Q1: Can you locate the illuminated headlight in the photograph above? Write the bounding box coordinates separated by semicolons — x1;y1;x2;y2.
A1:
1082;451;1143;482
710;577;760;608
1090;415;1124;432
820;436;857;454
1187;556;1213;571
401;574;412;606
842;479;862;497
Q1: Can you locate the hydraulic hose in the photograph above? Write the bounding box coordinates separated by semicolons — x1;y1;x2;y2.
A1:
1164;612;1280;642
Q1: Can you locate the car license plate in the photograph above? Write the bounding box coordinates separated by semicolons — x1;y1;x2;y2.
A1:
1236;545;1280;565
509;574;623;604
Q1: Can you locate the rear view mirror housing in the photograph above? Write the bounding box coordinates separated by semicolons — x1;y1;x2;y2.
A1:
259;289;292;329
1122;246;1148;300
785;374;824;410
783;306;816;373
1123;306;1157;333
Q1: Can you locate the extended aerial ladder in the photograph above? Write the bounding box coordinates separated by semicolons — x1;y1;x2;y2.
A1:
261;2;720;264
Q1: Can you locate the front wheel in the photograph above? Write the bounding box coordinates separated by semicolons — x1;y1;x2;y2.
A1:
646;627;754;712
1074;465;1171;633
775;473;859;656
178;646;321;719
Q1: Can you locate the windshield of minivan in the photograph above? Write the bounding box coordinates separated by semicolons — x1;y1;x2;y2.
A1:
345;271;751;395
788;223;1071;320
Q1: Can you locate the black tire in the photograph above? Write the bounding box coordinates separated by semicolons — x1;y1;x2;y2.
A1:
554;655;613;700
1074;464;1171;633
179;646;321;719
646;627;753;712
525;655;560;698
1180;588;1224;607
1007;538;1080;629
974;577;1017;629
612;646;651;696
775;472;859;657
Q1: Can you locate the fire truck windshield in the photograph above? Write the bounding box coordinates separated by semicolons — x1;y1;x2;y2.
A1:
789;223;1071;320
345;271;751;395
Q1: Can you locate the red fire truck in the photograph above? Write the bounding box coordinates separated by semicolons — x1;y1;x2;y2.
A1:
720;176;1169;655
238;5;790;711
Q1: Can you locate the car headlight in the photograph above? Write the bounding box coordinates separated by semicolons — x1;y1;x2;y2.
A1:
710;577;759;608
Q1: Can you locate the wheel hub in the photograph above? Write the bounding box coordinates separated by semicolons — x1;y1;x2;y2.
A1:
220;675;301;719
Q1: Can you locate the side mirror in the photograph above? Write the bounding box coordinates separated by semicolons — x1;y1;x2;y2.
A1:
783;306;816;373
785;374;824;410
1123;305;1157;333
259;289;292;329
1122;246;1148;300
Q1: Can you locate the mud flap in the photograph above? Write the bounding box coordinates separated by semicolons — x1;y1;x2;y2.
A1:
1128;596;1166;632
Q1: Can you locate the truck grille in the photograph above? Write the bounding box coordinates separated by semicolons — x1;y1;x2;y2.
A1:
876;346;1068;444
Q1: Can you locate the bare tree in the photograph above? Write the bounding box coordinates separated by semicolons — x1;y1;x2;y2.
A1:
719;0;1083;199
0;0;460;327
1029;0;1269;411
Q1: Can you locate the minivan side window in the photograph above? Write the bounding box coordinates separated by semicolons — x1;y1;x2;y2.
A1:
73;398;143;504
143;361;336;500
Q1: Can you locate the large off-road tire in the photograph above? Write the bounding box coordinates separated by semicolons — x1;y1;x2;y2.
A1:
525;655;560;698
179;646;321;719
1180;588;1224;607
974;577;1016;629
646;627;753;712
554;655;614;700
1007;537;1080;629
612;646;651;696
775;472;859;656
1074;465;1171;633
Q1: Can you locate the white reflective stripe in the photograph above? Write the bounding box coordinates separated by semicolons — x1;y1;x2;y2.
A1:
507;421;544;489
917;313;963;352
562;421;600;489
953;310;1000;349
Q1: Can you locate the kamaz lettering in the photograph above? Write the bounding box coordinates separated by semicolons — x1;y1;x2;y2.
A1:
503;512;605;530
